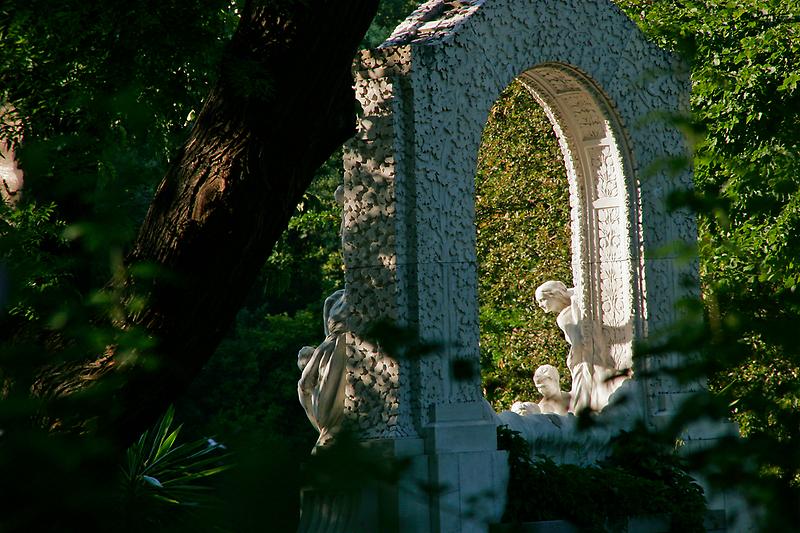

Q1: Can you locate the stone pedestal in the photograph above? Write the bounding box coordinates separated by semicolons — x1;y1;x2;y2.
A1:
425;403;509;533
299;423;507;533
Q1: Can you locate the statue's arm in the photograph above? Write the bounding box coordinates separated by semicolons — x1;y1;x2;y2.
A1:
566;294;584;346
557;310;582;347
298;349;322;431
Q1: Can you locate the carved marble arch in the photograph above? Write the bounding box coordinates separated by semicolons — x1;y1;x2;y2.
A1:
516;64;646;383
340;0;697;440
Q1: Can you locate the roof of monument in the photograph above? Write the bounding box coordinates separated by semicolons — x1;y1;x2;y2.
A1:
380;0;484;48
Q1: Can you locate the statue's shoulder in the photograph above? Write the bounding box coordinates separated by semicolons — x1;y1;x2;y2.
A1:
557;306;575;327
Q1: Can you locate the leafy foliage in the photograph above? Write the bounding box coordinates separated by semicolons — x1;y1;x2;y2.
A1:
178;309;318;447
612;0;800;527
0;0;242;423
0;200;67;322
497;425;706;532
1;0;238;223
616;0;800;425
476;80;572;410
121;405;231;530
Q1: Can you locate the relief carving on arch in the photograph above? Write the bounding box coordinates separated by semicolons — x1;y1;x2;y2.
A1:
522;66;638;410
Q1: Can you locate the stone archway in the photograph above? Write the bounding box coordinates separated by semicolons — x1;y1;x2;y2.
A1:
342;0;695;443
517;64;643;409
305;1;703;531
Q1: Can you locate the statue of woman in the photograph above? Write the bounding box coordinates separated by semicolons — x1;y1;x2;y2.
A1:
535;280;595;414
535;281;631;414
297;288;348;451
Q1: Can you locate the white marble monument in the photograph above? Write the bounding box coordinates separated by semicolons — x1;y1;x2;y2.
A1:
297;0;738;531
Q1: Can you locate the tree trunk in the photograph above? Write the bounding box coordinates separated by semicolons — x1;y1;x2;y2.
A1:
54;0;378;445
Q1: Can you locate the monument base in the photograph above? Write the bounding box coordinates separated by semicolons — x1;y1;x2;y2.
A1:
298;402;509;533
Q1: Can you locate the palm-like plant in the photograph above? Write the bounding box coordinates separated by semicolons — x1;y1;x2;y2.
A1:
121;405;232;529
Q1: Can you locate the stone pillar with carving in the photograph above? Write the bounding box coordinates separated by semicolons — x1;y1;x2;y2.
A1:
300;46;436;533
342;46;418;441
313;41;508;533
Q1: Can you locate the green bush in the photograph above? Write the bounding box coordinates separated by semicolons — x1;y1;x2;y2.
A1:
476;80;572;410
121;405;232;530
497;425;706;532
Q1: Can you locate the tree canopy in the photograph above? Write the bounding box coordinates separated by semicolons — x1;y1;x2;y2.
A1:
2;0;378;441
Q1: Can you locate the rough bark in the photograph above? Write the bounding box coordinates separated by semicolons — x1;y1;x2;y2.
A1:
48;0;379;445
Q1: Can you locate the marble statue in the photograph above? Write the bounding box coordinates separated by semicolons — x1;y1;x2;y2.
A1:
510;401;540;416
509;365;570;416
535;280;607;413
535;280;587;412
298;288;348;450
536;280;613;414
534;364;570;415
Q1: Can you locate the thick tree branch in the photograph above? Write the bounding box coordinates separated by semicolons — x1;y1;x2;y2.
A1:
43;0;379;445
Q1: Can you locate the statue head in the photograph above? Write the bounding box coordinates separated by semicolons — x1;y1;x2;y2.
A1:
297;346;315;371
535;280;571;314
534;364;561;399
334;184;345;207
